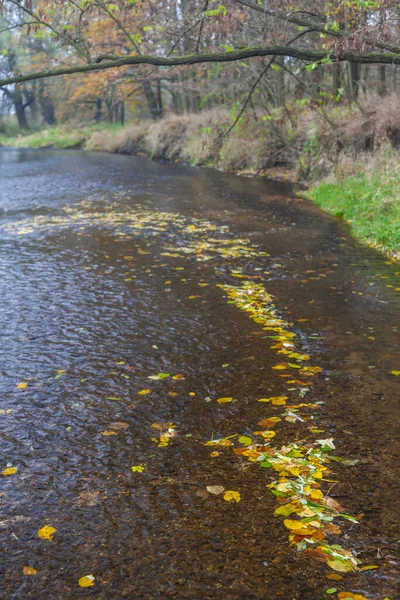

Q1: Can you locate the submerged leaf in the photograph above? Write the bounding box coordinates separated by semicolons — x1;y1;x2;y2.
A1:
223;490;241;503
206;485;225;495
38;525;56;541
78;574;95;588
217;397;233;404
1;466;17;476
131;465;145;473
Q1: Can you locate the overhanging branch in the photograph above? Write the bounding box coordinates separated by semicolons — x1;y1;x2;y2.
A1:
1;46;400;88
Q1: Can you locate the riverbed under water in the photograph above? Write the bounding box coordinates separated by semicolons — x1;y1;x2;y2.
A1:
0;148;399;599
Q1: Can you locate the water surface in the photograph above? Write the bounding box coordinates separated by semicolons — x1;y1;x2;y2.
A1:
0;148;399;599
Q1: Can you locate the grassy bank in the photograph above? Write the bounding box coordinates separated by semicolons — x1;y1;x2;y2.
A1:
308;153;400;261
1;99;399;260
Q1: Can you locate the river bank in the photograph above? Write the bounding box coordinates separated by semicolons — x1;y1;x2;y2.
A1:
1;101;399;261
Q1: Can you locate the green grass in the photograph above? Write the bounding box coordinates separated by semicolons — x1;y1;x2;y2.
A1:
308;172;400;260
0;123;124;150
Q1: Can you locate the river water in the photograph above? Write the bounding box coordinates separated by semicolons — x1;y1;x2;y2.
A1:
0;148;399;600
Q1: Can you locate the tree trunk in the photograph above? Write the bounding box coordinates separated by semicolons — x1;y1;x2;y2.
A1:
95;98;102;122
14;85;29;130
379;65;386;96
38;81;56;125
142;81;163;120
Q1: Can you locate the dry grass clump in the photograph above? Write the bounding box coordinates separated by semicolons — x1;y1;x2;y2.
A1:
86;123;149;153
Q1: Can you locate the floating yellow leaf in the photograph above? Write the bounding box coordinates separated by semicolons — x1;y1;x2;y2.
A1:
272;364;288;371
309;489;324;500
16;382;27;389
258;396;287;405
189;392;196;396
327;559;354;573
131;465;145;473
391;370;400;376
23;566;37;576
223;490;241;503
38;525;56;540
138;389;151;395
217;397;233;404
238;436;253;446
210;451;219;457
78;574;95;588
283;519;304;531
337;593;367;600
326;573;342;581
2;466;17;476
101;431;117;436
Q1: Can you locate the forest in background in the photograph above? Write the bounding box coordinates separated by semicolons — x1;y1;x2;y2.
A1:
0;0;400;258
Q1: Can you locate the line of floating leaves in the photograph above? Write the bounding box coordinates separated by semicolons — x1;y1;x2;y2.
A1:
215;282;365;575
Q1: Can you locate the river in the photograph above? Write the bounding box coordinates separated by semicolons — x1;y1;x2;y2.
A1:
0;148;399;599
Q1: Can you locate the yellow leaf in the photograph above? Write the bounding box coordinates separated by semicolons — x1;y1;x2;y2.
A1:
189;392;196;396
309;489;324;500
217;397;233;404
2;466;17;476
327;559;353;573
210;451;219;457
38;525;56;541
223;490;241;503
326;573;342;581
283;519;303;531
16;382;27;389
258;396;287;405
78;574;95;588
138;389;151;395
271;396;288;405
23;566;37;576
131;465;144;472
391;370;400;376
101;431;117;436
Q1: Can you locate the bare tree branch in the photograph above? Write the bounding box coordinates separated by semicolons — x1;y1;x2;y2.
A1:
2;45;400;88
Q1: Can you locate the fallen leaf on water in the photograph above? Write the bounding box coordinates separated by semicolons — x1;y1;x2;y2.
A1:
172;374;185;380
78;574;95;588
2;466;17;476
257;417;281;428
16;382;27;389
138;389;151;395
206;485;225;495
326;559;354;573
391;370;400;376
238;436;253;446
326;590;337;595
223;490;241;503
337;593;368;600
148;372;170;380
109;422;129;430
131;465;145;473
0;409;12;414
210;451;219;457
359;565;379;571
23;566;37;576
101;431;117;436
217;397;233;404
259;396;288;405
38;525;56;540
326;573;342;581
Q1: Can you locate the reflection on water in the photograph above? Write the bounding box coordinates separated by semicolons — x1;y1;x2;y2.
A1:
0;148;399;599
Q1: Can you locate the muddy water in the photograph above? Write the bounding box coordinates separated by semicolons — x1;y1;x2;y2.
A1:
0;148;399;600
